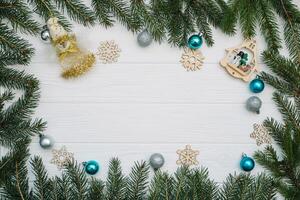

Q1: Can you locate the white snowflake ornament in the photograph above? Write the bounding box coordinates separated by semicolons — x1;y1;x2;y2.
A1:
176;145;199;166
180;48;205;71
96;40;121;64
250;123;272;146
51;146;74;170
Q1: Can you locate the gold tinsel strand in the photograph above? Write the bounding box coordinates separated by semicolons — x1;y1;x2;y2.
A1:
62;53;95;79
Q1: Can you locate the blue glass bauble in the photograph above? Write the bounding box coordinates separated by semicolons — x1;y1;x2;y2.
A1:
240;155;255;172
188;34;203;49
84;160;100;175
250;78;265;93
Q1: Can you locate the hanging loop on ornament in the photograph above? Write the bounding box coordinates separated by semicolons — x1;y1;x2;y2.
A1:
42;25;48;30
241;152;247;158
197;32;203;36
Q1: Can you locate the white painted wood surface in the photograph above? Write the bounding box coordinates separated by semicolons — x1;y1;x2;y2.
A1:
3;1;300;187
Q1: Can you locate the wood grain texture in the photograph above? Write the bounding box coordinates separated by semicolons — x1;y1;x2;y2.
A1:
4;0;300;190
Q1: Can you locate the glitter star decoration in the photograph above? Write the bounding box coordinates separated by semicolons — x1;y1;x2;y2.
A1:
51;146;74;170
180;48;205;71
176;145;199;166
250;123;272;146
96;40;121;64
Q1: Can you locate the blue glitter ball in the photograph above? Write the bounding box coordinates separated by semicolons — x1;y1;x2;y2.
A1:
84;160;100;175
188;34;203;49
250;78;265;93
240;155;255;172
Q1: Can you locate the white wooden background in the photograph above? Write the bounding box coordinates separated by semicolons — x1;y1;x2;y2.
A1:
3;2;300;186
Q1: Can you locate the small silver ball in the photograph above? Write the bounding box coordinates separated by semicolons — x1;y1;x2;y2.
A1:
246;96;262;114
149;153;164;170
39;134;53;149
40;29;51;43
137;29;153;47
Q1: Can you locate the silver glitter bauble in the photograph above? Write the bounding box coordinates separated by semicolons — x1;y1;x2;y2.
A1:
246;96;262;114
149;153;165;170
137;29;153;47
39;134;54;149
40;29;51;43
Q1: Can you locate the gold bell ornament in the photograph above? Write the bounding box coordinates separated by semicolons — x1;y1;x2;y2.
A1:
47;17;95;78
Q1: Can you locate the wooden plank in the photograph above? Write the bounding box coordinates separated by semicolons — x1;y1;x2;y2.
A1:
19;63;275;104
33;102;280;143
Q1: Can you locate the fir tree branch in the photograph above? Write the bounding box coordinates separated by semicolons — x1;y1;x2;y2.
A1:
240;0;257;39
261;51;300;97
28;0;72;31
91;0;114;27
257;0;281;51
272;92;300;133
0;139;30;200
190;0;214;46
65;161;89;200
216;0;237;35
88;178;105;200
219;173;275;199
272;0;300;62
130;0;165;42
188;167;218;200
54;0;96;26
106;158;127;200
148;171;174;199
30;156;52;200
0;0;41;35
92;0;140;32
173;166;190;199
126;161;149;200
284;21;300;63
0;24;34;63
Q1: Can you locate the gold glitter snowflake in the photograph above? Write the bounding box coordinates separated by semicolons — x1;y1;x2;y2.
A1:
176;145;199;166
250;123;272;146
96;40;121;64
180;48;205;71
51;146;74;170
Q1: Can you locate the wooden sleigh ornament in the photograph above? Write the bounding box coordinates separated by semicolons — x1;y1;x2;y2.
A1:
220;39;259;82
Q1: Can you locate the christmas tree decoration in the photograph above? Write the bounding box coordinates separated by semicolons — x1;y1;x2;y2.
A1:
240;153;255;172
2;0;300;198
250;123;272;146
149;153;165;170
249;77;265;93
96;40;121;64
51;146;74;170
40;28;51;43
220;39;259;82
176;145;199;166
137;29;153;47
246;96;262;114
188;34;203;50
83;160;100;175
180;48;205;71
39;134;54;149
46;17;96;79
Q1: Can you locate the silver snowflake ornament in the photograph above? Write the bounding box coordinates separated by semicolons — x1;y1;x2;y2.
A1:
250;123;272;146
